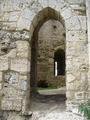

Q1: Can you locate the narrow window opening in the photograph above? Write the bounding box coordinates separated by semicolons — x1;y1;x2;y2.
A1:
55;61;58;76
54;49;65;76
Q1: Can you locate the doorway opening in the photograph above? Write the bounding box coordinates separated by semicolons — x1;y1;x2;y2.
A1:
30;7;66;112
30;19;66;92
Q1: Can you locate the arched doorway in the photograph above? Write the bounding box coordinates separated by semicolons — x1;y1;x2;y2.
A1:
0;0;87;114
30;18;66;93
30;8;66;112
19;2;86;112
30;19;66;113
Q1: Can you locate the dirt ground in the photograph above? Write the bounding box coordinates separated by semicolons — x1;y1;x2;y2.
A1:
30;88;84;120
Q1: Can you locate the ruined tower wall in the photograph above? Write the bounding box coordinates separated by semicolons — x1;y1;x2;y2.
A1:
0;0;89;119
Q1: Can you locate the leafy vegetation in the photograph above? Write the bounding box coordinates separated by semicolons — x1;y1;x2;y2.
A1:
79;100;90;119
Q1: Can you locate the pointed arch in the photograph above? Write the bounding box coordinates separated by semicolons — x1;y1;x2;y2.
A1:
17;0;83;113
29;7;65;40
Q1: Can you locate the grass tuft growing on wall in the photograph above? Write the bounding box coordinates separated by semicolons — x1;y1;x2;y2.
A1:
79;100;90;119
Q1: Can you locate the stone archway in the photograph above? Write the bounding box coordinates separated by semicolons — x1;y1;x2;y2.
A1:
30;19;66;93
0;0;88;114
24;2;88;112
30;7;66;93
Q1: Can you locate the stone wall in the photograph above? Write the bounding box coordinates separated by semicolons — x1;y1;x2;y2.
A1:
0;0;89;119
86;0;90;103
0;38;30;111
37;19;65;88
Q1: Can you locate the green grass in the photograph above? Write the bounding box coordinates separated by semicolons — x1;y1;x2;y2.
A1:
79;100;90;119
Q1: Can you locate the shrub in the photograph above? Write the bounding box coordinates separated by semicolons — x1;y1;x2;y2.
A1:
79;100;90;119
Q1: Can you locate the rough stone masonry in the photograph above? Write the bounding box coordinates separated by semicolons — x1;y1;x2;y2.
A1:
0;0;90;119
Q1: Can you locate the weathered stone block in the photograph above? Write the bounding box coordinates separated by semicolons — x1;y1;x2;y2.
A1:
66;30;86;42
19;80;27;91
16;41;29;58
70;5;86;15
9;11;20;22
48;0;57;9
21;8;36;20
61;7;73;20
39;0;49;8
10;58;30;73
17;17;31;30
4;71;19;84
0;83;2;90
75;91;88;100
66;59;79;72
3;21;17;30
3;86;18;98
66;91;75;100
6;49;17;58
2;12;9;21
66;74;75;83
1;98;22;111
68;0;85;4
0;72;3;82
67;82;75;90
66;16;81;30
4;112;24;120
0;57;8;71
78;16;87;30
19;74;28;81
